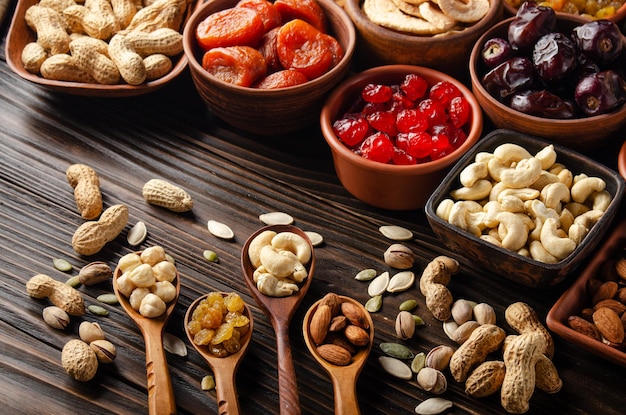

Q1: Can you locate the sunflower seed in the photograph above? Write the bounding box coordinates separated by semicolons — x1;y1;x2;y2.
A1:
259;211;293;225
201;375;215;391
411;352;426;373
387;271;415;293
163;333;187;356
365;295;382;312
355;268;377;281
305;231;323;246
367;271;390;297
53;258;73;272
399;299;418;311
379;225;413;241
127;221;147;246
380;342;414;359
415;397;453;415
379;356;412;380
207;220;234;240
88;305;109;316
97;293;119;305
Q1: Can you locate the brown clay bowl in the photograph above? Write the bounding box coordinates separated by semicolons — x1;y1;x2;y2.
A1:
5;0;201;97
343;0;504;77
619;140;626;179
547;219;626;367
320;65;483;211
182;0;355;135
503;0;626;22
469;14;626;151
424;129;626;288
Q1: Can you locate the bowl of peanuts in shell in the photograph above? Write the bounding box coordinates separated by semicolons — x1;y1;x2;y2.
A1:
5;0;202;96
182;0;356;135
343;0;504;77
424;129;626;288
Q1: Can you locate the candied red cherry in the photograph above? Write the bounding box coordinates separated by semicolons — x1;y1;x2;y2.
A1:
362;101;389;115
332;114;369;146
508;2;556;51
367;111;397;136
532;32;577;83
391;91;416;111
361;83;393;103
448;96;471;128
571;20;623;65
430;132;453;160
574;70;626;116
401;73;428;101
359;132;394;163
404;131;433;159
391;148;416;165
396;109;429;133
481;37;514;68
429;81;462;107
418;98;447;126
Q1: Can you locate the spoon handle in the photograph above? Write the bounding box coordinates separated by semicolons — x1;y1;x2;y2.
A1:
331;371;360;415
214;364;241;415
145;331;176;415
274;320;301;415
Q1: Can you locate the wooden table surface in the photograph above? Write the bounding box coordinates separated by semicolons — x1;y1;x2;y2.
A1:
2;6;625;414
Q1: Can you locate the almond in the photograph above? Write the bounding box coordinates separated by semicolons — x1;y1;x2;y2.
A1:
316;344;352;366
593;298;626;316
616;258;626;280
567;315;601;341
591;281;618;306
309;304;332;345
593;306;624;344
320;292;342;315
341;301;369;329
329;315;347;332
344;324;370;346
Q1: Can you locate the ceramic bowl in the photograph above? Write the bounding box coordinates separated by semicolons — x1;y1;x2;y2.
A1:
5;0;200;97
425;129;626;288
503;0;626;22
320;65;483;211
546;219;626;367
619;140;626;179
343;0;503;77
182;0;355;135
469;14;626;151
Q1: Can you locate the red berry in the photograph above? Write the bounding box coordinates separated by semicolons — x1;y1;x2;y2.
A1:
367;111;397;136
396;109;429;133
332;114;369;147
419;99;447;126
391;91;416;111
401;74;428;101
429;81;462;106
448;96;471;128
391;148;416;165
405;131;433;159
361;83;393;103
359;132;394;163
430;132;453;160
362;101;388;115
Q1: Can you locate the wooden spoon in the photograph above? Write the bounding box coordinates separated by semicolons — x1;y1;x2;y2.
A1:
184;293;254;415
241;225;315;415
112;252;180;415
302;296;374;415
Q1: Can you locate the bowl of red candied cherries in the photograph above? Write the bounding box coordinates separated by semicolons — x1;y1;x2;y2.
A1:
320;65;483;210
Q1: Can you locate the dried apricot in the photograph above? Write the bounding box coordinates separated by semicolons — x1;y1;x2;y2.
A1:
256;69;309;88
202;46;267;87
276;19;333;80
258;27;282;72
196;7;265;51
274;0;327;33
237;0;282;31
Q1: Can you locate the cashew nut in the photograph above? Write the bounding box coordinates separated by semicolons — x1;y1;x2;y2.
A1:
563;202;590;217
529;240;559;264
248;230;277;268
436;198;455;221
534;145;557;170
540;182;571;210
590;190;611;212
495;212;528;251
497;188;540;202
530;171;560;190
483;200;503;228
493;143;532;164
460;161;488;187
526;199;559;223
568;223;588;246
571;177;606;203
487;157;508;182
500;157;542;189
448;201;484;236
480;234;502;247
489;181;508;201
259;245;298;278
450;179;492;201
271;232;311;264
256;273;299;297
540;218;576;260
559;208;575;233
500;195;525;213
556;168;573;188
474;151;493;164
573;209;604;229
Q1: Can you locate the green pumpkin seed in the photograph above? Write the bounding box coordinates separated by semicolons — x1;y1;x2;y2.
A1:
203;250;219;263
413;315;425;326
88;305;109;316
201;375;215;391
53;258;73;272
355;268;377;281
380;342;414;360
66;275;81;287
97;293;119;305
399;299;418;311
365;295;382;312
411;352;426;373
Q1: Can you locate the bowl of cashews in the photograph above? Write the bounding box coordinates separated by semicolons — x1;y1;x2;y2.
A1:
425;129;626;288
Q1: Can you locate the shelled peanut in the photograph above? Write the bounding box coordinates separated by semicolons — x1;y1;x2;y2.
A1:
567;253;626;347
21;0;187;85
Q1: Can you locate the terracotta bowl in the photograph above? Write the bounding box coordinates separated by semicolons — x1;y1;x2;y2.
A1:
182;0;355;135
343;0;503;76
424;129;626;288
320;65;483;211
5;0;201;97
469;14;626;151
547;219;626;367
620;140;626;179
503;0;626;22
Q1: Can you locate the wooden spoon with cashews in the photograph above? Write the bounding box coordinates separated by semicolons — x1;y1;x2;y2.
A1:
241;225;315;415
112;250;180;415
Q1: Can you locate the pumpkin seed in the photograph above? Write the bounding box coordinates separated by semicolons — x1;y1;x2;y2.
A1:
387;271;415;293
414;397;453;415
66;275;81;287
379;225;413;241
367;271;389;296
127;221;147;246
399;299;418;311
201;375;215;391
365;295;382;312
380;342;414;360
259;211;293;225
88;305;109;316
355;268;377;281
305;231;323;246
411;352;426;373
207;220;234;240
97;293;119;305
203;250;219;263
414;315;425;326
53;258;73;272
378;356;412;380
163;333;187;357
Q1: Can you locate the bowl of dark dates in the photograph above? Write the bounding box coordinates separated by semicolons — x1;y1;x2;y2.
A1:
470;2;626;150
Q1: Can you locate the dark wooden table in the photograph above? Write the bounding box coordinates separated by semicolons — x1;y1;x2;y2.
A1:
2;6;625;414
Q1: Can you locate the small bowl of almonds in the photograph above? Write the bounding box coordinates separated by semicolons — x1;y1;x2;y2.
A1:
547;218;626;366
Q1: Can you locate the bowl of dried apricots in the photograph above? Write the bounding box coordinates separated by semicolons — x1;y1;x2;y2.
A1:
182;0;355;135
